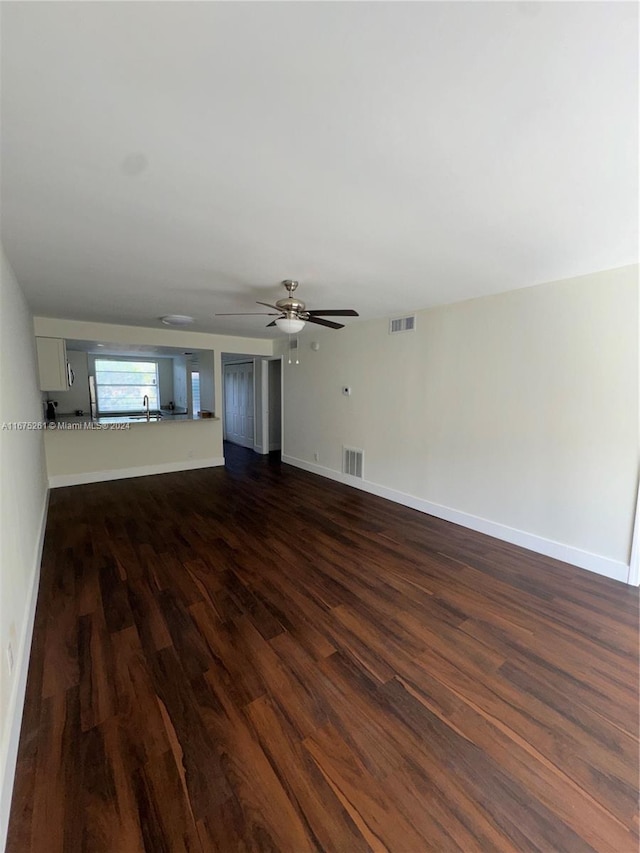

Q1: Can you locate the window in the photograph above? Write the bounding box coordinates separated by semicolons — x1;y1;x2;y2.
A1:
94;359;159;413
191;371;200;416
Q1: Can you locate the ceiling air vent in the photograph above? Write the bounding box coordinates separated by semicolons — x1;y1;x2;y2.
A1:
343;446;364;479
389;315;416;334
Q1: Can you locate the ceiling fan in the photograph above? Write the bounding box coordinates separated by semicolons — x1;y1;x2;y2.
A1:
216;280;359;332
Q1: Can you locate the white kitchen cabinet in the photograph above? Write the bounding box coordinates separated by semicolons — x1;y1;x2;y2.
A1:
36;336;73;391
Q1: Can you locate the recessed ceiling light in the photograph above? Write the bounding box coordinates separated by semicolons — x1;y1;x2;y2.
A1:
160;314;194;326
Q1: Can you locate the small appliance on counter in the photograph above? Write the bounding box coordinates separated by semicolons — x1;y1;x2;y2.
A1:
46;400;58;422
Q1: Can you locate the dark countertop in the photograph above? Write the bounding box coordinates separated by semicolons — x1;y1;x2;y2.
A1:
51;413;219;427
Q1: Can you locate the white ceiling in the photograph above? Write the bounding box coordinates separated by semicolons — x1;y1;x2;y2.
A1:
1;2;637;338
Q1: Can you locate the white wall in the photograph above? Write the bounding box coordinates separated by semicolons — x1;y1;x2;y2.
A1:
157;357;174;408
34;318;273;404
172;355;188;411
279;265;639;583
253;359;265;452
0;249;49;849
198;350;215;413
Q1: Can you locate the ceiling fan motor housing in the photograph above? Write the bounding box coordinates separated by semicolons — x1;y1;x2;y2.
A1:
276;280;307;316
275;297;307;315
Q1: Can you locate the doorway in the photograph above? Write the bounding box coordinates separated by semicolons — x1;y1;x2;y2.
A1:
265;358;282;453
222;354;283;455
223;360;255;449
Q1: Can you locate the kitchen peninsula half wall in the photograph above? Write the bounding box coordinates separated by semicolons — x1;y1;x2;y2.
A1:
33;316;274;486
44;418;222;487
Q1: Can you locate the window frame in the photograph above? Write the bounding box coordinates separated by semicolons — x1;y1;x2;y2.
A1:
92;356;161;416
190;370;201;417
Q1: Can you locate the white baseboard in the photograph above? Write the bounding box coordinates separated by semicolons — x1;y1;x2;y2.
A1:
628;475;639;586
0;489;49;851
282;455;630;585
48;457;225;488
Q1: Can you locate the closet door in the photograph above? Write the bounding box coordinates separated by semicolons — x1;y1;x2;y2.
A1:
224;362;254;448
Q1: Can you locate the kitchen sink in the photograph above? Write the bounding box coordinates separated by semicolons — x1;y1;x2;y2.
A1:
128;414;163;420
96;412;163;424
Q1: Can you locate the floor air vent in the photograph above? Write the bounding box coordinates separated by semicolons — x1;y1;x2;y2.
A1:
389;315;416;334
343;446;364;478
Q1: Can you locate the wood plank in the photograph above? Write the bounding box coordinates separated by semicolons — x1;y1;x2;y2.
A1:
7;445;639;851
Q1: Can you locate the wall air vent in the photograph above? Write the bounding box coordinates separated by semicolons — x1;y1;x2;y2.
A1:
342;446;364;479
389;315;416;334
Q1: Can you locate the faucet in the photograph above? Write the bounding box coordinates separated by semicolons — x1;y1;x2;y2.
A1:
143;394;150;421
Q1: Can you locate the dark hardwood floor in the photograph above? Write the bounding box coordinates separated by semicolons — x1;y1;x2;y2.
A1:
7;443;639;852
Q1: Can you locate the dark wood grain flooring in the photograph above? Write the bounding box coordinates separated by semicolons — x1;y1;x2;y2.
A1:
7;443;639;852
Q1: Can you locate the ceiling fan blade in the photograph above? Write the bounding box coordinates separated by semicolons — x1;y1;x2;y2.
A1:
306;316;345;330
266;320;277;327
306;309;359;317
256;301;282;311
215;312;280;316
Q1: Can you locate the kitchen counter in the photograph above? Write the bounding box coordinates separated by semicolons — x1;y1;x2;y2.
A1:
51;413;219;427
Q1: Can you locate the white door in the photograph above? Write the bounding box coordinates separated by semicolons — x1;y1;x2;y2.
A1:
224;362;255;448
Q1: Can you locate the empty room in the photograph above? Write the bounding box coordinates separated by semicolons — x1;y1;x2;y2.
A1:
0;2;638;851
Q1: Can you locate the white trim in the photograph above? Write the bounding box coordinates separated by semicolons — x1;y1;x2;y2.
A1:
282;455;630;585
278;355;284;458
257;359;269;455
258;355;284;456
0;490;49;851
251;360;258;453
628;474;640;586
48;457;225;488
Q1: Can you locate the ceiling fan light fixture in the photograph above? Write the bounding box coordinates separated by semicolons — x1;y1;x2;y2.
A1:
275;316;305;334
160;314;194;326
